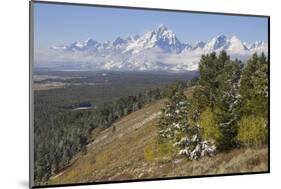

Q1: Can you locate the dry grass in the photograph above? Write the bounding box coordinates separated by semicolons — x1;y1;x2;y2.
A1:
49;99;164;185
184;86;195;99
169;147;268;177
48;88;268;185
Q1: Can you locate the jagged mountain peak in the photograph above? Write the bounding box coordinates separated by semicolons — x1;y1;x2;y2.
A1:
52;38;101;51
154;24;174;38
204;34;228;51
157;24;168;30
142;25;177;42
44;25;268;72
85;38;98;45
192;41;206;50
112;37;127;46
124;25;187;53
215;34;227;40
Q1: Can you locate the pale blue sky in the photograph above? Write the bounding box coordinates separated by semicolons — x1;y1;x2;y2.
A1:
34;2;268;48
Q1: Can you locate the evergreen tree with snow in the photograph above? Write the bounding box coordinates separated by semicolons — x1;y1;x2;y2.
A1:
188;51;242;151
239;53;268;118
237;53;268;148
198;51;226;108
215;58;242;150
158;83;217;160
158;84;189;141
158;51;268;160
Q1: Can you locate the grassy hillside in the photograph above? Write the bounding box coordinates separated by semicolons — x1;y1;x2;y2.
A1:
48;89;268;186
33;71;197;182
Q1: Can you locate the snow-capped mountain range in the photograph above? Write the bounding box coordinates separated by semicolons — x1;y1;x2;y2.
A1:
35;25;268;72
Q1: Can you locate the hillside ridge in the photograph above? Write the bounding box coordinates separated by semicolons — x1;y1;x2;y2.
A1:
47;90;268;185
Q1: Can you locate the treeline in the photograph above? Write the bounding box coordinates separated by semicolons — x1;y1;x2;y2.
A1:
158;51;268;159
92;88;161;129
94;79;197;129
34;81;191;182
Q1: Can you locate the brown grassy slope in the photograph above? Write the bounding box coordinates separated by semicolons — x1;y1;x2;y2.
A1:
48;89;268;185
48;99;165;185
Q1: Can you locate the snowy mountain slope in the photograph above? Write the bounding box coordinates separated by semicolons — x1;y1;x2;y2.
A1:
37;25;268;72
124;25;189;54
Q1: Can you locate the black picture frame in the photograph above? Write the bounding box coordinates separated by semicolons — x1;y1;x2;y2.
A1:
29;1;270;188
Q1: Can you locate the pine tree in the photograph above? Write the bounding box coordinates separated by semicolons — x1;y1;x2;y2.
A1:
158;88;189;141
237;53;268;147
215;59;242;149
185;51;242;151
158;84;217;160
240;53;268;118
199;51;227;108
